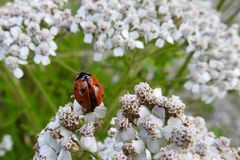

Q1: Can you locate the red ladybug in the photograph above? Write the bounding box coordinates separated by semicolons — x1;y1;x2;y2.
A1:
74;72;104;112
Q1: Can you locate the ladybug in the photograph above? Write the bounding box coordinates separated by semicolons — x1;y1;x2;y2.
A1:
74;72;104;112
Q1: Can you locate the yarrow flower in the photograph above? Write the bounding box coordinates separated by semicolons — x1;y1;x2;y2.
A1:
33;100;107;159
97;82;240;160
72;0;240;103
0;0;72;78
0;134;13;157
0;0;239;104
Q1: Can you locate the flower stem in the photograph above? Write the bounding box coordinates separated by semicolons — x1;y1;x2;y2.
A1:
216;0;225;10
26;67;57;112
1;65;40;130
54;58;78;74
164;52;194;96
222;0;236;11
225;5;240;24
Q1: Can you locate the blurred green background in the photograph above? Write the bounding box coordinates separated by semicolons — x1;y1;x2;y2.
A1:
0;0;240;159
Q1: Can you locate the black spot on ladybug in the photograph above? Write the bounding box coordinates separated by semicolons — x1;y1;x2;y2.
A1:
79;88;85;96
79;101;83;104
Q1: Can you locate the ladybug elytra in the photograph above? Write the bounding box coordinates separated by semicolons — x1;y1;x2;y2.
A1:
74;72;104;112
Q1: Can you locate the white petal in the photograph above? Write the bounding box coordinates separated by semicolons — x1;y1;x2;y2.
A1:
47;120;60;130
39;145;57;159
16;16;23;26
38;133;47;146
135;41;144;49
146;149;152;160
192;84;200;93
122;128;136;141
155;38;164;48
0;150;5;157
4;37;14;46
132;140;144;153
166;36;174;44
73;100;83;115
13;68;23;79
70;23;79;33
121;29;129;39
10;26;21;38
49;41;58;51
2;135;12;151
152;106;165;119
186;44;195;53
113;47;124;57
45;132;60;152
184;81;193;90
29;43;36;50
84;33;93;43
48;49;56;56
57;149;72;160
167;117;182;127
218;91;226;99
113;142;123;151
42;56;50;66
20;47;29;59
150;114;163;128
80;136;97;153
18;59;27;65
138;105;150;118
138;125;148;141
146;138;161;153
94;105;107;118
173;31;182;40
44;17;53;25
59;127;73;137
202;72;211;82
33;54;42;64
129;31;139;39
161;126;173;139
50;27;59;36
84;112;96;122
93;52;103;61
152;88;162;99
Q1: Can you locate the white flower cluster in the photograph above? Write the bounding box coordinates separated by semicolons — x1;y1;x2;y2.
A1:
73;0;240;103
0;0;71;78
0;134;13;157
98;82;240;160
33;100;107;160
1;0;240;101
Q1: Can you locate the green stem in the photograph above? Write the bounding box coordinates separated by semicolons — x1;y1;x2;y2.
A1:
101;54;133;131
1;65;40;130
216;0;225;10
26;67;57;112
222;0;236;11
53;58;78;74
225;5;240;24
57;50;92;58
164;52;194;96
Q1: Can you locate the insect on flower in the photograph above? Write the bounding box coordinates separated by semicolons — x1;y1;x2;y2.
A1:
74;72;104;112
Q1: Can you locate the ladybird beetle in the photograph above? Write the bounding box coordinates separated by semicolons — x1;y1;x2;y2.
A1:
74;72;104;112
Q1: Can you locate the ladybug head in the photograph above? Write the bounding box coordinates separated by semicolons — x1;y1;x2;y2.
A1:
75;72;91;81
